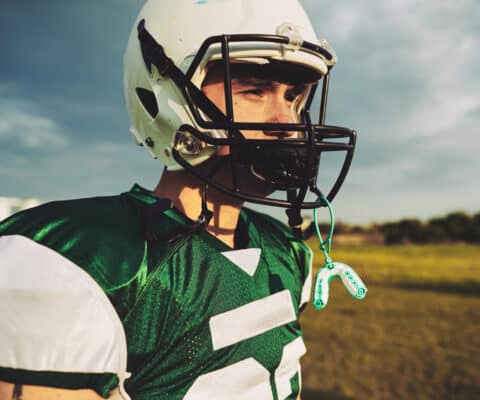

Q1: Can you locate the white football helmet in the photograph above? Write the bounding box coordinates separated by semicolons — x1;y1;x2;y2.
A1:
124;0;356;226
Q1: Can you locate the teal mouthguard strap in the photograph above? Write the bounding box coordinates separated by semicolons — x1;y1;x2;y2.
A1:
312;196;368;310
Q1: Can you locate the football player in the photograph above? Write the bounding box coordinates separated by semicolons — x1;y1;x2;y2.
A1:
0;0;356;399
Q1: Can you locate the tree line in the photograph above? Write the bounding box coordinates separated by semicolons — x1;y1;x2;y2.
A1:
379;211;480;244
315;211;480;245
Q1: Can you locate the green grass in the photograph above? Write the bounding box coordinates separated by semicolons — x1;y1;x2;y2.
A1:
300;243;480;400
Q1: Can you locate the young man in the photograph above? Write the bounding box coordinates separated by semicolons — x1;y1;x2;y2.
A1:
0;0;356;399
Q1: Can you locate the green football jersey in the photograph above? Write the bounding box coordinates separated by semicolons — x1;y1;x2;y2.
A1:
0;184;312;400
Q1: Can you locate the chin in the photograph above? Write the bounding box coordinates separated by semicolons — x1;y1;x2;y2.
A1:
236;166;276;197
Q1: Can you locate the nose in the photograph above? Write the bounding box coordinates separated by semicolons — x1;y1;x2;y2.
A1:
263;96;296;138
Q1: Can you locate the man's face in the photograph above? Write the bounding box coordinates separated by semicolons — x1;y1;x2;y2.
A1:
201;64;310;151
198;62;314;196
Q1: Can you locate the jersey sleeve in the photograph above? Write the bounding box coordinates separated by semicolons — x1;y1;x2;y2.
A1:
0;234;131;399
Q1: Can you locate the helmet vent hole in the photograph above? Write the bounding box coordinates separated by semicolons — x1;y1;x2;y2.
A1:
135;87;158;119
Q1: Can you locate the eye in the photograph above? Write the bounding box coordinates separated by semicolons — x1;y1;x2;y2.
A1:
285;85;307;103
240;88;265;98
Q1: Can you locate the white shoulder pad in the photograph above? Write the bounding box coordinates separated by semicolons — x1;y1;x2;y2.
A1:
0;235;131;399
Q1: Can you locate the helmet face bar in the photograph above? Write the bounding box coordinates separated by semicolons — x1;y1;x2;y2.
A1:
137;20;356;211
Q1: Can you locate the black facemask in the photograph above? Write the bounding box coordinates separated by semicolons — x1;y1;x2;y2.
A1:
137;19;357;229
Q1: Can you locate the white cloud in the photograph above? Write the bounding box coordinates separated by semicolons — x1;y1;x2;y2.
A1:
304;0;480;145
314;3;363;42
382;4;480;137
0;138;159;201
0;102;67;149
1;0;478;224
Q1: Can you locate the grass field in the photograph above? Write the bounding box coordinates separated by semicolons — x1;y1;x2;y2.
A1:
299;243;480;400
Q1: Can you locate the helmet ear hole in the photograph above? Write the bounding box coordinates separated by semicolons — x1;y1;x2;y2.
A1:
136;87;158;119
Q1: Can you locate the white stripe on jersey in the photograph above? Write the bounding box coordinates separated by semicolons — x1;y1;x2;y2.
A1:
209;289;296;351
300;244;313;307
221;248;261;276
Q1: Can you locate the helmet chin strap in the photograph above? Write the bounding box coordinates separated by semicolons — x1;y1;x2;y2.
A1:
197;182;213;227
286;189;304;239
194;156;228;231
153;182;212;245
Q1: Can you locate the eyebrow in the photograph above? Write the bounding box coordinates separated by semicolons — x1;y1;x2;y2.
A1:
231;77;277;89
231;77;308;94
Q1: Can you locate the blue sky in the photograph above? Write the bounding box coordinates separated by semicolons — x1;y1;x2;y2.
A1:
1;0;479;223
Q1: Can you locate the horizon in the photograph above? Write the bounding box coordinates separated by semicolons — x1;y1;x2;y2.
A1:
0;194;477;227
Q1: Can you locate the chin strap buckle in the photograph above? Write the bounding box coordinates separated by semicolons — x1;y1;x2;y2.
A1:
276;22;303;51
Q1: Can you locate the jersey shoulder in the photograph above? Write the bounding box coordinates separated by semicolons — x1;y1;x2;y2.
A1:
0;189;147;293
0;192;147;396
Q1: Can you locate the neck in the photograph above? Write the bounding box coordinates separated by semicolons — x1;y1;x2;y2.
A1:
154;169;243;248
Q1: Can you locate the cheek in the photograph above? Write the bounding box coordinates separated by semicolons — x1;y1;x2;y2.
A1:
203;83;227;113
233;100;244;121
232;100;269;140
233;99;266;122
